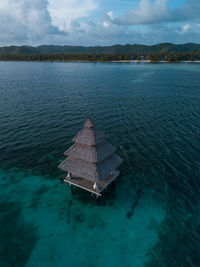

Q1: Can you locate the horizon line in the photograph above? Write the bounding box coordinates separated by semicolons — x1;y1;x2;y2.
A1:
0;42;200;48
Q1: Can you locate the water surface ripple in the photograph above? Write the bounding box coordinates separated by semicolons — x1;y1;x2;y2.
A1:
0;62;200;266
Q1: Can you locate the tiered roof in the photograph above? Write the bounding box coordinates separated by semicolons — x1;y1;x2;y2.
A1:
58;117;123;182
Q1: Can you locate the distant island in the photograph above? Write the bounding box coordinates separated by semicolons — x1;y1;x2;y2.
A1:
0;43;200;62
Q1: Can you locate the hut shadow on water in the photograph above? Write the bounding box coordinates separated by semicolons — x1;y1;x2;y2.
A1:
0;197;39;266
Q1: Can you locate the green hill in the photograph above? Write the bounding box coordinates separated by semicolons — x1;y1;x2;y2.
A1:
0;43;200;55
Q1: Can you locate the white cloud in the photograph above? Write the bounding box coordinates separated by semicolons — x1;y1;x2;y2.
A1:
0;0;199;46
108;0;200;26
110;0;170;25
0;0;97;45
107;11;114;20
0;0;63;45
103;21;109;28
47;0;97;32
181;24;191;34
103;11;114;28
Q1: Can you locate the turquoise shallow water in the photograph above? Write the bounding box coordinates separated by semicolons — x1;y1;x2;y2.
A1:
0;62;200;266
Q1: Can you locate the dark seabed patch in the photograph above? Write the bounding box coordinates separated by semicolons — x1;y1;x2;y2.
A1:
0;197;39;266
145;189;200;267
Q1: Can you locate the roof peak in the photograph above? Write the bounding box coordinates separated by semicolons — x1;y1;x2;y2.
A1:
84;117;95;128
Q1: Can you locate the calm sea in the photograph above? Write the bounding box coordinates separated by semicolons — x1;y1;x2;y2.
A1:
0;62;200;267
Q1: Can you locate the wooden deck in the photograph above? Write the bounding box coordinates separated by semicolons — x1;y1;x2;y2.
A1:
64;170;119;196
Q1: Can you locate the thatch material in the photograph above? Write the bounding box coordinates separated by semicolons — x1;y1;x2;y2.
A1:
84;117;95;128
58;154;122;182
72;127;105;146
64;142;116;163
72;117;105;146
58;117;123;184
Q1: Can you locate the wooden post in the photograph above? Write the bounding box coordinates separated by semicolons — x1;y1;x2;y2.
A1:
70;184;74;194
96;194;101;202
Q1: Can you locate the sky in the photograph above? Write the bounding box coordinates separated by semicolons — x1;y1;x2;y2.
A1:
0;0;200;46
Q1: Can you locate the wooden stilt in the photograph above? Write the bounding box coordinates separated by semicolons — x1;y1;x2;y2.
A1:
96;194;101;202
112;181;116;188
70;184;74;194
64;170;119;197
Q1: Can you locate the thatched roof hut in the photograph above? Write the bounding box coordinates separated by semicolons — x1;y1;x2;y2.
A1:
58;117;123;196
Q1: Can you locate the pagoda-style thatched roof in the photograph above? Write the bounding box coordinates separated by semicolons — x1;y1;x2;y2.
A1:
72;127;105;146
59;154;122;182
58;117;123;187
64;142;116;163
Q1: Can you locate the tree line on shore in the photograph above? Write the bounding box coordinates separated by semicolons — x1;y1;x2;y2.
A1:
0;51;200;62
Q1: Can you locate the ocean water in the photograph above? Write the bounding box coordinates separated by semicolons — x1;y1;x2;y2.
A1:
0;62;200;267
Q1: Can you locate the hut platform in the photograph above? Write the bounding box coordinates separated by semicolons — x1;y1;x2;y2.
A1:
64;170;119;196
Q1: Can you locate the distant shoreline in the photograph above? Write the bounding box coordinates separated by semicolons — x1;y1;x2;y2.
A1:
1;43;200;62
1;60;200;63
110;60;200;63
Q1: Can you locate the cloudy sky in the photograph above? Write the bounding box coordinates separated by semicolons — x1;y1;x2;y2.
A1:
0;0;200;46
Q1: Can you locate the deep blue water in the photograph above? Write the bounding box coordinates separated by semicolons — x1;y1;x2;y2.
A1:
0;62;200;267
